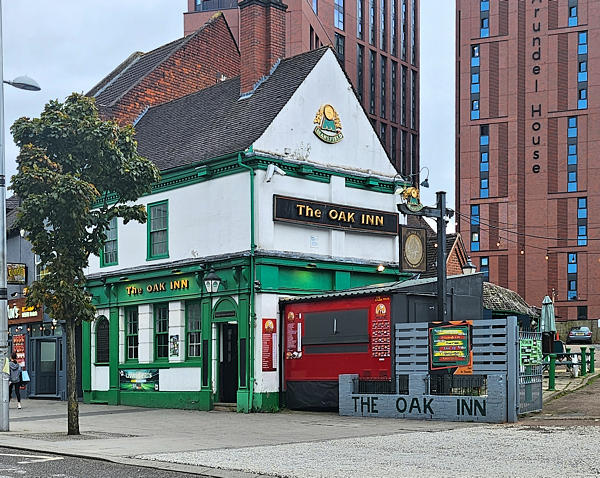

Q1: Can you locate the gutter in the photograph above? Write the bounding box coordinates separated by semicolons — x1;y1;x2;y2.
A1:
237;152;256;412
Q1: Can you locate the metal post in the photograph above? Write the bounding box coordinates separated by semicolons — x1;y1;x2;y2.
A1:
589;347;595;374
548;354;556;391
0;0;9;433
580;346;587;377
436;191;447;322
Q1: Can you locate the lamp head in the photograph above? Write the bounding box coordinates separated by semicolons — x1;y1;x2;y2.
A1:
6;75;41;91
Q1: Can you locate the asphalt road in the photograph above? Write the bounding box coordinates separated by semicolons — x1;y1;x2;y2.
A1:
0;447;207;478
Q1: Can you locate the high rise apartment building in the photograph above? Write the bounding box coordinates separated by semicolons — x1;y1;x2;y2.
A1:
184;0;419;176
456;0;600;322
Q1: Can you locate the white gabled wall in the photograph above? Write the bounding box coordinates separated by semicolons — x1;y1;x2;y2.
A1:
253;49;398;177
87;173;251;275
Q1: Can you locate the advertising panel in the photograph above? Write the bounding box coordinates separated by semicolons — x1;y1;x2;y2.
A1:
262;319;277;372
119;369;159;391
7;263;26;284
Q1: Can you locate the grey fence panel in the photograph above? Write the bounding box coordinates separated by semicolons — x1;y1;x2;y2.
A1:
472;318;510;374
395;324;429;372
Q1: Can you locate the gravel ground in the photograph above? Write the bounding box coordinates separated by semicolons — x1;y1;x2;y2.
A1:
138;424;600;478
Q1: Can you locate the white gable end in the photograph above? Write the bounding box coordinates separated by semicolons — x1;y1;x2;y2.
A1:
253;49;398;178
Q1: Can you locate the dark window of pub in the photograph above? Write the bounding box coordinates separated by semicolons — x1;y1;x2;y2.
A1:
95;316;109;364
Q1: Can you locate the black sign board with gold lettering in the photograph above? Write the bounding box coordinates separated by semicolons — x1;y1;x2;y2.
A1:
273;195;398;235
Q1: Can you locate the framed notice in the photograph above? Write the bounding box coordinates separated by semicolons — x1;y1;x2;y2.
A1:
262;319;277;372
7;263;26;285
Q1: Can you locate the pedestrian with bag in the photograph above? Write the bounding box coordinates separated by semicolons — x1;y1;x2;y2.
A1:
8;352;22;409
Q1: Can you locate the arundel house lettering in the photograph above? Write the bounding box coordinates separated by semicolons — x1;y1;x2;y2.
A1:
126;279;189;296
274;195;399;235
530;0;545;175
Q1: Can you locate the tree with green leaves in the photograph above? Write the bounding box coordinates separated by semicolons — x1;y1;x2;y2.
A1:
10;93;160;435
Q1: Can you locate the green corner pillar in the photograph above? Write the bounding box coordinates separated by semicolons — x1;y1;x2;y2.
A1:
108;307;120;404
588;347;595;374
580;347;587;377
82;320;92;392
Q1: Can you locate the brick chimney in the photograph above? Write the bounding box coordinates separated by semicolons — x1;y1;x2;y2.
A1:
238;0;287;95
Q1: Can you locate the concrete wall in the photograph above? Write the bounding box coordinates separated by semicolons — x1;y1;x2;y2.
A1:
339;373;509;423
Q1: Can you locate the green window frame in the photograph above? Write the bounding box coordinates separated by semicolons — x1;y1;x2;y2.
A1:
155;303;169;360
100;217;118;267
95;315;110;364
186;301;202;360
147;200;169;260
125;307;138;361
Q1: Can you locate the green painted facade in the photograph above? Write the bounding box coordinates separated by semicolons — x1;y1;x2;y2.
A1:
83;152;408;412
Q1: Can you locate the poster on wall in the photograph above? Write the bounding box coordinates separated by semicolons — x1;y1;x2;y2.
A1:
285;311;302;359
262;319;277;372
119;369;159;391
169;335;180;357
12;334;26;368
519;338;542;366
429;321;473;374
7;263;26;285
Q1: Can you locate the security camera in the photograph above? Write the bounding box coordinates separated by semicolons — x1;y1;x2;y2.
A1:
265;164;286;182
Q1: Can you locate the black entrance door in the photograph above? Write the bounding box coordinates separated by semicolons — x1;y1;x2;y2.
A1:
219;323;238;403
37;340;57;395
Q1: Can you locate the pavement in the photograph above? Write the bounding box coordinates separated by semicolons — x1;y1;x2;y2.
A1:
0;345;596;477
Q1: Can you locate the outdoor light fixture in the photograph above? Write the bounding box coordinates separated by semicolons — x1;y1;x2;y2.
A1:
377;264;385;272
462;256;477;275
119;276;129;281
51;318;58;327
4;75;40;91
306;263;317;269
264;163;286;182
203;268;222;293
171;269;182;274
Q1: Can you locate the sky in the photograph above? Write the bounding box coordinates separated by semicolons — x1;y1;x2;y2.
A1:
2;0;455;208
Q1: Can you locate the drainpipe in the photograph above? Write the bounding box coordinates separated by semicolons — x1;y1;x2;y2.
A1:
237;152;256;411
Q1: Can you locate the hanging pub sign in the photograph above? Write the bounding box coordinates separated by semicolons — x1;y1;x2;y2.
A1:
273;195;399;235
7;263;26;284
400;227;427;273
429;321;473;374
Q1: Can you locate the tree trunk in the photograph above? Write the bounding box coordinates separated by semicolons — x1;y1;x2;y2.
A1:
65;318;80;435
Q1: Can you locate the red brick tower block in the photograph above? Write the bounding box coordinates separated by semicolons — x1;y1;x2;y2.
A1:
238;0;287;95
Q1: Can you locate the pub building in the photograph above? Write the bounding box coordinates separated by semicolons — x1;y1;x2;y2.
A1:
83;7;412;412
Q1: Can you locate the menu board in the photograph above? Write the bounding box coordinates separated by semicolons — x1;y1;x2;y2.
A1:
285;311;302;359
430;323;472;370
371;302;391;359
262;319;276;372
520;338;543;366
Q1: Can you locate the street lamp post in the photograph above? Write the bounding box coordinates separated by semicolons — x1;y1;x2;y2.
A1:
398;191;453;323
0;0;41;432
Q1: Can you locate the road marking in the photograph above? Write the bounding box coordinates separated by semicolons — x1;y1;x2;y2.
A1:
0;453;63;464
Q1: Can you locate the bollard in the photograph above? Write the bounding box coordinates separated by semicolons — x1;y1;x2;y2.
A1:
581;347;587;377
589;347;595;374
548;354;556;391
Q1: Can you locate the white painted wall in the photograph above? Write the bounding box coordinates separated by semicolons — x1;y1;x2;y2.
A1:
159;368;201;391
87;174;250;274
253;49;398;177
255;169;401;263
253;293;281;393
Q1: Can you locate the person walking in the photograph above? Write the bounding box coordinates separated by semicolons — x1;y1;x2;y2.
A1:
8;352;22;409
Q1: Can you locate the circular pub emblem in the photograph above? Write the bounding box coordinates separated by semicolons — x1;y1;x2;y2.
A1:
375;303;387;316
313;104;343;144
264;319;275;333
287;311;295;322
